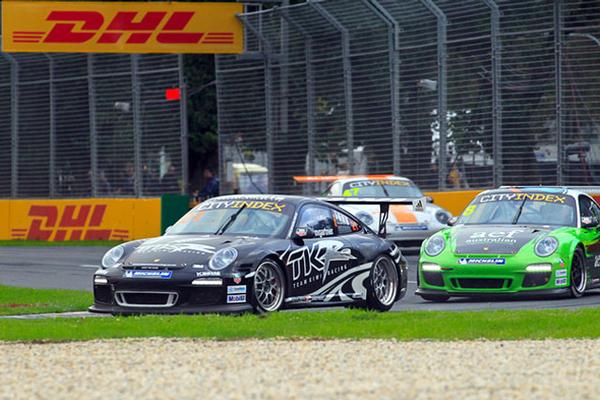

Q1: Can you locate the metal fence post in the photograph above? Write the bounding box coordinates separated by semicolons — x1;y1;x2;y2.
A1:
178;54;189;195
365;0;401;175
237;14;275;193
277;8;316;179
482;0;502;187
131;54;143;197
421;0;448;190
309;0;355;174
45;54;56;197
87;54;98;197
554;0;564;185
5;53;19;198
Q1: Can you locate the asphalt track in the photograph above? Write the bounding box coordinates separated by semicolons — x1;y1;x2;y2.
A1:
2;246;600;313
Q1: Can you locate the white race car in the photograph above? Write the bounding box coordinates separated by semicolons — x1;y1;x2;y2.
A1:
326;176;452;249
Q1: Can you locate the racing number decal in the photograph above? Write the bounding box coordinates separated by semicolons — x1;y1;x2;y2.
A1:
463;205;476;216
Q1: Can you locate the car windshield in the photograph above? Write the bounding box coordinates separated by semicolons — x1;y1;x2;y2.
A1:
459;191;576;227
168;198;295;238
341;180;423;198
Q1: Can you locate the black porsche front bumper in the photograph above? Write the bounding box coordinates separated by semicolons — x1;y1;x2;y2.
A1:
89;270;253;315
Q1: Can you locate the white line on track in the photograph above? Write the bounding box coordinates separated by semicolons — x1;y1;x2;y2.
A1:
80;264;100;269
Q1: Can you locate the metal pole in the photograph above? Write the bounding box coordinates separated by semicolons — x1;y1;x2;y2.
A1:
87;54;98;197
554;0;563;185
421;0;447;190
365;0;401;175
277;8;316;179
482;0;502;187
178;54;189;195
131;54;143;197
237;14;275;192
45;54;56;197
309;0;355;174
5;53;19;198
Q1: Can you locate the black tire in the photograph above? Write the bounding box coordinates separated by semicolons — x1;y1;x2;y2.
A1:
365;255;400;312
419;293;450;302
251;259;286;313
570;248;587;298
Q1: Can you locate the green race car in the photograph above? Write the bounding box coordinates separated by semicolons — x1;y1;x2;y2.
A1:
416;187;600;301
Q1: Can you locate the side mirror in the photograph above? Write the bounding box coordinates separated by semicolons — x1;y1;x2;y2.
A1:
447;216;458;227
426;196;434;204
581;216;599;229
292;227;315;241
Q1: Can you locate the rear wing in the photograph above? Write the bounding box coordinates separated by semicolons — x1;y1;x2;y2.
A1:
320;196;427;238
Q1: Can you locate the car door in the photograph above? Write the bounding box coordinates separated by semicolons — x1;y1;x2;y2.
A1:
284;204;357;299
578;195;600;281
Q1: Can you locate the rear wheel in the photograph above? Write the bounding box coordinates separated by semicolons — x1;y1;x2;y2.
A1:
365;255;399;311
251;259;286;313
570;248;587;298
419;293;450;302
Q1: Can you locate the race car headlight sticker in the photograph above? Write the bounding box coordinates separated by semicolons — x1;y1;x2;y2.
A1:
534;237;558;257
356;211;374;226
424;236;445;257
101;245;125;269
209;247;238;271
421;262;442;272
435;210;451;225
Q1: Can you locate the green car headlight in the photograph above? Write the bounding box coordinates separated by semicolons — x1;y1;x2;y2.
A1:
534;237;558;257
425;236;445;257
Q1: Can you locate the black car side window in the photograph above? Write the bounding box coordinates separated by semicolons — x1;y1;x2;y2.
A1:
579;196;594;219
297;206;335;237
332;209;363;235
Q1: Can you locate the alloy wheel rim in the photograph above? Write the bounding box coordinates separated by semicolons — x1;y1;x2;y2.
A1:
254;261;284;311
372;258;398;306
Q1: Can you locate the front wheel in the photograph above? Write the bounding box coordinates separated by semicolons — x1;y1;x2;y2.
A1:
570;248;587;298
365;255;399;312
251;259;286;313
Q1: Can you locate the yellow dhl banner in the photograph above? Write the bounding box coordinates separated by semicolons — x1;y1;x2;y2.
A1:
2;1;243;54
0;198;161;241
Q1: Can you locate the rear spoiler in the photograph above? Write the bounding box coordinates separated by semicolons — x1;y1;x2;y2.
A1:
320;196;427;238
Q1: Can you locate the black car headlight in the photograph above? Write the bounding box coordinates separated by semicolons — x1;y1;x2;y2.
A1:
209;247;238;270
101;245;125;269
435;210;451;225
534;237;558;257
424;236;445;257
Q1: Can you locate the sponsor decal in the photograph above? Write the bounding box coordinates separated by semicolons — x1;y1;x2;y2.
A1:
2;1;243;54
227;285;246;295
136;242;215;255
555;277;567;286
413;198;425;213
555;269;567;277
282;240;356;288
198;200;286;213
398;224;428;231
12;203;129;241
458;258;506;265
192;264;205;269
478;192;567;204
232;274;242;284
313;228;334;237
196;271;221;277
347;180;410;188
227;294;246;304
465;230;525;245
124;270;172;279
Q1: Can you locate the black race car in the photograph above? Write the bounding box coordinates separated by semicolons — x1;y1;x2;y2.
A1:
89;194;408;314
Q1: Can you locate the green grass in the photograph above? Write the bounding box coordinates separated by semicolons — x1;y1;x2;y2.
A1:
0;240;122;247
0;285;92;316
3;308;600;342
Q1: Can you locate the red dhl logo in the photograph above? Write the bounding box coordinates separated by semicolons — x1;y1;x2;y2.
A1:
11;11;234;45
11;205;129;241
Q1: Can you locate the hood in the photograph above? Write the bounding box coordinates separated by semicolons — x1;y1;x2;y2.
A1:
123;235;263;268
453;225;551;255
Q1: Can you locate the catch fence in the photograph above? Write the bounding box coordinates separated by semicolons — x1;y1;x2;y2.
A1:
216;0;600;194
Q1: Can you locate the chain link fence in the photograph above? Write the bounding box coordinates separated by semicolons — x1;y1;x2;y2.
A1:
0;48;187;198
216;0;600;195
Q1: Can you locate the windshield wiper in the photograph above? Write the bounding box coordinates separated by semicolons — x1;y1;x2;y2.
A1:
512;198;527;225
381;185;390;197
215;205;247;235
